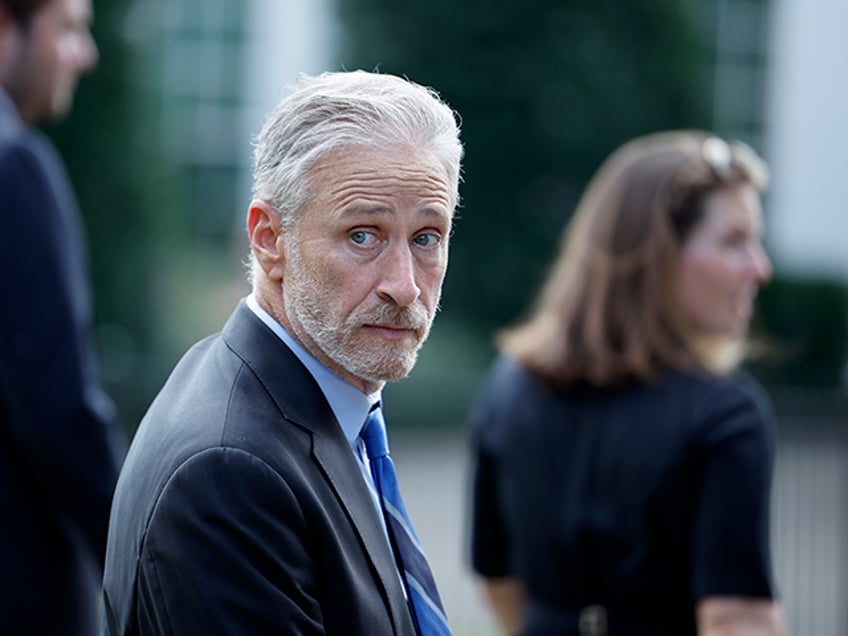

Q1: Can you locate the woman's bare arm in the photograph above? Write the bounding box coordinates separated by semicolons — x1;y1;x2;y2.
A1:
480;577;527;635
697;597;786;636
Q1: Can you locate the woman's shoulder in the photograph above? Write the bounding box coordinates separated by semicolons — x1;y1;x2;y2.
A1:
468;354;556;444
482;353;536;388
668;367;771;411
665;368;776;443
473;354;540;402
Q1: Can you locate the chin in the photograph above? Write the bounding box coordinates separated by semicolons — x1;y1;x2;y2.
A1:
50;92;76;119
725;322;750;339
40;104;70;124
690;335;745;375
360;355;419;384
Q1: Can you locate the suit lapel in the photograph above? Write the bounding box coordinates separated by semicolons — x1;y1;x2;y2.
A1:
311;432;414;634
222;302;415;635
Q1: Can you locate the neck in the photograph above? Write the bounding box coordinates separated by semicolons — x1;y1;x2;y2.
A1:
253;286;384;395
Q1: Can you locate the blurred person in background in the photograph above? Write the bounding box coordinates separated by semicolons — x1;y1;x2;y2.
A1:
0;0;124;634
468;131;785;636
102;70;462;635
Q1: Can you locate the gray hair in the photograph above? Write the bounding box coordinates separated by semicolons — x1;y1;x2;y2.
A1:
251;70;463;231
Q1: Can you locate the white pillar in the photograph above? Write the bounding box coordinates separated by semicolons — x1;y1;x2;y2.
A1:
239;0;340;203
765;0;848;279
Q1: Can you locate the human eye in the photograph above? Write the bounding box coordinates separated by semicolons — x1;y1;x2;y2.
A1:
349;229;378;247
412;232;441;248
721;231;748;249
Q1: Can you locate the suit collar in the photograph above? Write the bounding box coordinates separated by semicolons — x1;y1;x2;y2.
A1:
221;301;416;635
244;292;378;447
0;88;24;142
221;300;335;431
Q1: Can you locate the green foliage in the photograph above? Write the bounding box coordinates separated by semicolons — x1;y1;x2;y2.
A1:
336;0;712;336
749;274;848;388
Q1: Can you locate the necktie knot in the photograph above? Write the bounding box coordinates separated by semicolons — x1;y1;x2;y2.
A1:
361;407;389;460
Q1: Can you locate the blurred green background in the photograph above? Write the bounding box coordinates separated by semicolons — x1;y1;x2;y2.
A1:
47;0;845;432
40;1;848;633
50;0;848;431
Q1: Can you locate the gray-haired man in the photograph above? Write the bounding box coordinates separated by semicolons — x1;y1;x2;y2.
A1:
102;70;463;636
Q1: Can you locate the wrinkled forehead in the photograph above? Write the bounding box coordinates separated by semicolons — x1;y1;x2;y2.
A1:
305;144;458;211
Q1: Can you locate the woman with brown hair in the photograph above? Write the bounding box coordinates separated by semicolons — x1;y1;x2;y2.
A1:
468;131;786;635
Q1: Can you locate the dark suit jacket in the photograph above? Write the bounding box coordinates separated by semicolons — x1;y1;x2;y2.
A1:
102;302;417;635
0;92;123;635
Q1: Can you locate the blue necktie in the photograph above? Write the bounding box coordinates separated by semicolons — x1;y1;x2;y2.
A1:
361;407;452;636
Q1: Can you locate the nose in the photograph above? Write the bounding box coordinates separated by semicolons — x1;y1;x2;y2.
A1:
74;29;99;72
750;242;772;285
376;244;421;308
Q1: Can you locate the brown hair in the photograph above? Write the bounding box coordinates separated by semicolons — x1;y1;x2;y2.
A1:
0;0;52;24
499;130;768;387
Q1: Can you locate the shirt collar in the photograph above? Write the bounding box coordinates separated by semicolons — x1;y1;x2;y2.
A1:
245;294;380;448
0;87;23;138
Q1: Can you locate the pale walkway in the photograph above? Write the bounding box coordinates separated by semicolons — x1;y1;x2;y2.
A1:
394;424;848;636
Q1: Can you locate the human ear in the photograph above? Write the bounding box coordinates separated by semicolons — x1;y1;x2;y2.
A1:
247;199;285;280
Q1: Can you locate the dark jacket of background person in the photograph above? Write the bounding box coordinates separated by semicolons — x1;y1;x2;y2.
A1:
102;303;417;636
0;0;123;633
468;131;785;636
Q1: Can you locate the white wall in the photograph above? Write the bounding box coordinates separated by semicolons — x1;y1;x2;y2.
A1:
766;0;848;280
239;0;340;201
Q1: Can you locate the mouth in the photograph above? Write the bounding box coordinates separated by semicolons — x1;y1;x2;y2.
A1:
363;324;419;341
733;291;759;323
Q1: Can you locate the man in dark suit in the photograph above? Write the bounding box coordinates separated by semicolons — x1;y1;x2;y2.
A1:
0;0;124;634
102;70;464;635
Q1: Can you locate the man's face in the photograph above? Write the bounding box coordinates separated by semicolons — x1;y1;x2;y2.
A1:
3;0;97;124
280;145;454;393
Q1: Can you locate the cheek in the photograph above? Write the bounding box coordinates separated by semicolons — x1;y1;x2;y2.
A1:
678;255;716;312
35;28;62;63
678;254;735;325
321;261;378;309
417;261;448;301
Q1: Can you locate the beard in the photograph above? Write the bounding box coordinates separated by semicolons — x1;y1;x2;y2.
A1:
282;250;438;385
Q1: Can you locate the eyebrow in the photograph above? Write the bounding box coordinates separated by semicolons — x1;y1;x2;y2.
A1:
340;205;450;221
340;205;392;217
